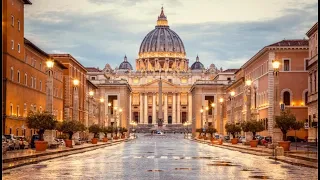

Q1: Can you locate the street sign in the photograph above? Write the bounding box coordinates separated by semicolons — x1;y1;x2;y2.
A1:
280;103;285;111
304;122;309;129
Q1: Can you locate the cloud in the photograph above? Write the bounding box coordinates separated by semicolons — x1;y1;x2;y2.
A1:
24;0;318;70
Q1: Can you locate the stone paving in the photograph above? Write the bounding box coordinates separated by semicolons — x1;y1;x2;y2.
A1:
2;134;318;180
2;139;129;170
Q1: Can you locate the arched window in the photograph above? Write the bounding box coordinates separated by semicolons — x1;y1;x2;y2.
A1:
10;103;13;115
10;67;14;80
305;91;308;105
283;91;291;105
24;73;27;85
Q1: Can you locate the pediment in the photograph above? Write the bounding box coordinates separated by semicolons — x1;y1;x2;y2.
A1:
142;79;177;88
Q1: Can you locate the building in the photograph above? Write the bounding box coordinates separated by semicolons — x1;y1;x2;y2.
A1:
49;54;88;125
85;79;98;127
228;39;310;141
306;22;318;142
87;7;227;132
2;0;66;138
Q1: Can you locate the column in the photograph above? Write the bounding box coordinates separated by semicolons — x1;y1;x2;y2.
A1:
129;93;132;123
139;93;143;124
46;69;53;113
172;93;176;124
164;93;168;124
152;93;156;124
144;93;148;124
177;93;181;123
188;93;192;123
73;87;79;121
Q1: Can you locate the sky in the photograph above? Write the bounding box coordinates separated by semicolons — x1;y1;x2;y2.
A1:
24;0;318;70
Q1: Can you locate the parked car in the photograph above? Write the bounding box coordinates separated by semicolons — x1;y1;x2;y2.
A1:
15;136;29;149
260;136;272;145
287;136;306;142
238;136;246;143
224;135;230;141
30;135;40;149
55;138;65;147
4;134;20;150
2;135;10;154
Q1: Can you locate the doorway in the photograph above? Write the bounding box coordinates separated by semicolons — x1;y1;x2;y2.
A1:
168;116;172;124
148;116;152;124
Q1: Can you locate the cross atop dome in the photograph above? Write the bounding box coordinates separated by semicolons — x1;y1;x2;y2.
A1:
124;55;127;62
157;6;168;26
196;54;199;62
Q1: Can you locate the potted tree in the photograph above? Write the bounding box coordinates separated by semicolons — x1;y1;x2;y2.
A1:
225;123;241;144
241;120;264;147
89;124;101;144
207;125;217;141
101;127;109;142
57;120;85;148
114;127;119;140
26;111;57;151
121;127;128;139
196;128;203;139
275;110;302;151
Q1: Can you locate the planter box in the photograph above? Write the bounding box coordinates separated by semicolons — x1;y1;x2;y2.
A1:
65;139;73;148
91;138;98;144
250;140;258;147
35;141;48;151
102;137;108;142
231;138;238;144
278;141;291;151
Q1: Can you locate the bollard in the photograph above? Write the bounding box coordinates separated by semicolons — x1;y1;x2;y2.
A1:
275;146;284;156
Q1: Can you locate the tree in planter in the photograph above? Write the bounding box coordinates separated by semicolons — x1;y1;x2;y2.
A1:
206;126;217;140
26;111;57;141
275;110;301;141
89;124;101;138
121;127;128;138
196;128;203;138
225;123;241;139
57;120;86;140
241;120;264;140
107;126;114;138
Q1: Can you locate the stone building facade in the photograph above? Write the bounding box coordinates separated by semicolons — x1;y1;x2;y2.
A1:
306;22;318;142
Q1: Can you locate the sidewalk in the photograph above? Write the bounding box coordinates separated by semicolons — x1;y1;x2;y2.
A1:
2;138;132;170
191;138;318;169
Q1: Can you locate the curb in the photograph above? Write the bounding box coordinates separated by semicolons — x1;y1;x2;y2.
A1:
268;157;318;169
2;139;132;170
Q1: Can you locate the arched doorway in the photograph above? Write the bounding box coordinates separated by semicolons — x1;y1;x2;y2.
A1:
168;116;172;124
148;116;152;124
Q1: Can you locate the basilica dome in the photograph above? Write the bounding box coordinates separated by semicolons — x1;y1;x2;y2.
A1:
191;55;204;70
138;7;186;59
119;55;133;70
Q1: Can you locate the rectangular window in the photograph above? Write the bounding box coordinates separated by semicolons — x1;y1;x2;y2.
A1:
305;59;309;71
40;81;42;91
34;78;36;89
11;15;14;26
31;77;33;88
25;54;28;63
11;40;14;50
10;104;13;116
10;67;14;80
25;74;27;85
18;20;20;31
17;106;20;117
39;62;42;71
18;43;20;53
17;71;20;83
284;60;290;71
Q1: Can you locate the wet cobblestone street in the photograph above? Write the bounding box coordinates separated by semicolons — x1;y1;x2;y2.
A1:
2;134;318;180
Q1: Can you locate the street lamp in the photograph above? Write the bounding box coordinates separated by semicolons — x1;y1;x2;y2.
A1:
219;98;224;134
88;90;94;127
99;98;105;127
73;79;79;121
119;108;123;128
108;102;112;126
211;103;215;128
245;79;252;140
46;59;54;114
230;91;235;123
272;59;280;144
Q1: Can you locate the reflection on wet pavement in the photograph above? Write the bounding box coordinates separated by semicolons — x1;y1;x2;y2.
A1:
2;134;318;180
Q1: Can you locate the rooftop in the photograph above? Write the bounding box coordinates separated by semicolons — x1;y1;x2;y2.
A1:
86;67;102;72
267;39;309;47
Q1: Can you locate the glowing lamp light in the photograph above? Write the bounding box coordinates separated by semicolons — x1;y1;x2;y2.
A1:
219;98;224;103
292;102;295;106
108;103;112;107
245;80;252;86
100;98;104;103
272;60;280;69
211;103;215;107
300;102;304;106
200;109;204;113
46;60;54;68
205;107;209;111
119;108;123;112
114;106;118;110
89;91;94;96
73;79;80;86
230;91;235;97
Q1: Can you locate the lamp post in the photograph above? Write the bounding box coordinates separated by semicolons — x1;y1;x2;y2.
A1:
211;103;215;128
219;98;224;135
46;59;54;114
99;97;104;127
200;108;204;130
230;91;235;123
73;79;80;121
272;60;280;144
245;80;252;140
108;102;112;126
88;90;94;127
